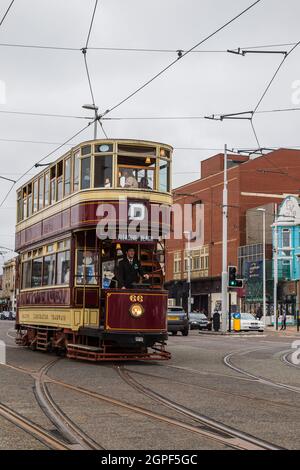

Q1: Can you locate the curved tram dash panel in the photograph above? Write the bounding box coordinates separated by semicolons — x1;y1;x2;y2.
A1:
15;138;173;362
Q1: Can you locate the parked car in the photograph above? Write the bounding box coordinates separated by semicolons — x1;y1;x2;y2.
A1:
189;313;212;330
167;306;189;336
0;311;16;321
231;312;264;332
0;311;10;320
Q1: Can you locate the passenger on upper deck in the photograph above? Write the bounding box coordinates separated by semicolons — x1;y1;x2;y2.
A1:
117;247;149;289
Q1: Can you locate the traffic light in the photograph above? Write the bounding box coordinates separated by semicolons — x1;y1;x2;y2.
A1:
228;266;243;288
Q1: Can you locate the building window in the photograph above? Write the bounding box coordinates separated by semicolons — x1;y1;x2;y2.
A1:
173;252;182;274
57;251;70;285
81;157;91;190
193;256;200;270
282;229;291;248
32;258;43;287
43;254;56;286
94;155;113;188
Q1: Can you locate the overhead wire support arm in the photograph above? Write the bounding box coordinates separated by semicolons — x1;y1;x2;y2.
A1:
228;48;287;56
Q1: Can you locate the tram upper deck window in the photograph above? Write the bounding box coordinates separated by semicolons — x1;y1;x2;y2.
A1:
44;172;50;207
33;180;38;213
38;175;44;210
117;155;156;190
64;157;71;196
27;183;33;217
50;166;56;205
57;161;63;201
159;159;170;192
81;157;91;189
73;151;80;192
17;191;22;222
22;187;27;220
94;155;113;188
81;145;91;156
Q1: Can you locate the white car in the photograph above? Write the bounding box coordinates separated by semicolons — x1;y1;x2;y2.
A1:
232;312;264;332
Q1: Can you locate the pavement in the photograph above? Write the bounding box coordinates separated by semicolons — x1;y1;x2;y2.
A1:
0;320;299;450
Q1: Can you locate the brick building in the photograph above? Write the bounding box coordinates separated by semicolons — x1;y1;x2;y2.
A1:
0;258;16;311
165;148;300;314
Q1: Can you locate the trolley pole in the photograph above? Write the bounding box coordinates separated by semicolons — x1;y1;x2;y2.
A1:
273;206;278;331
221;144;228;333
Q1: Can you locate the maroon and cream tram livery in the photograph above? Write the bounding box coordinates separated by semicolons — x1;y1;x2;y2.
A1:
15;139;173;361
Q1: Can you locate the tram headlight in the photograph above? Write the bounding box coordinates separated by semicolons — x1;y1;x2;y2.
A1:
129;303;144;318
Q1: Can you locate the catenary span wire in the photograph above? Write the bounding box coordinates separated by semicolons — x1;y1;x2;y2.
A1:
0;41;296;54
101;0;263;117
0;0;15;27
85;0;99;49
0;121;93;208
1;106;300;122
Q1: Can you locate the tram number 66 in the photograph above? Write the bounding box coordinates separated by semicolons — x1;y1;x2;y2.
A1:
130;295;144;303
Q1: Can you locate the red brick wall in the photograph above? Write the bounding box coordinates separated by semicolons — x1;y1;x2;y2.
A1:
166;149;300;282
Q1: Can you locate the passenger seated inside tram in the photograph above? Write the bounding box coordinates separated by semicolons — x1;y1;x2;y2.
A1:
119;170;138;189
139;176;151;189
104;177;111;188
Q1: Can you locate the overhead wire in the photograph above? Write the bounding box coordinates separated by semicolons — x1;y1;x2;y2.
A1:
101;0;263;117
0;0;15;27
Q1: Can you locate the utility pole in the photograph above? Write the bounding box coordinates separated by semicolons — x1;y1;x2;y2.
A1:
221;144;228;332
257;208;267;327
273;205;278;330
184;231;192;314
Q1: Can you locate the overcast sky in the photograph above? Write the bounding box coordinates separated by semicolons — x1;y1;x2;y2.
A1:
0;0;299;258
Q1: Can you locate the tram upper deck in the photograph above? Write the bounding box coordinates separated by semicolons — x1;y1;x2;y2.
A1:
15;139;173;252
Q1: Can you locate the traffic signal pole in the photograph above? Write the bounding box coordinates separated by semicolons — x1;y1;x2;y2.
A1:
221;144;228;333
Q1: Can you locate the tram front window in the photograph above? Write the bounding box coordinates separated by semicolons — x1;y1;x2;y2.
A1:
94;155;112;188
117;155;155;190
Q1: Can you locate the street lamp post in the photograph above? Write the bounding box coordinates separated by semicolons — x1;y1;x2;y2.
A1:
257;208;267;328
82;104;99;140
221;144;228;333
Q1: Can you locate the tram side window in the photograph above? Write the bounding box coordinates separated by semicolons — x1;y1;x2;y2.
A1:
22;188;27;220
38;175;44;210
76;250;98;285
33;180;38;213
44;172;50;207
43;254;56;286
22;261;32;289
27;183;33;217
32;257;43;287
57;161;63;201
159;159;170;192
50;167;56;204
73;151;80;192
94;156;112;188
81;157;91;190
64;157;71;196
57;250;70;285
17;191;22;222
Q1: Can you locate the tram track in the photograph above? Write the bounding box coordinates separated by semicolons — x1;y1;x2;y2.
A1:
224;348;300;394
34;360;104;450
281;351;300;369
115;365;282;451
124;367;300;412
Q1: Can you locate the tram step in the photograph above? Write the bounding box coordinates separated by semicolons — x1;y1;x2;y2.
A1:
36;331;50;351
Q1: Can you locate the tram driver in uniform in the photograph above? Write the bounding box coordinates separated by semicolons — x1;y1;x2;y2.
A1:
117;247;149;289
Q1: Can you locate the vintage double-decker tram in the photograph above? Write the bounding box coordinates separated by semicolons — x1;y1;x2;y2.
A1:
15;139;173;361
